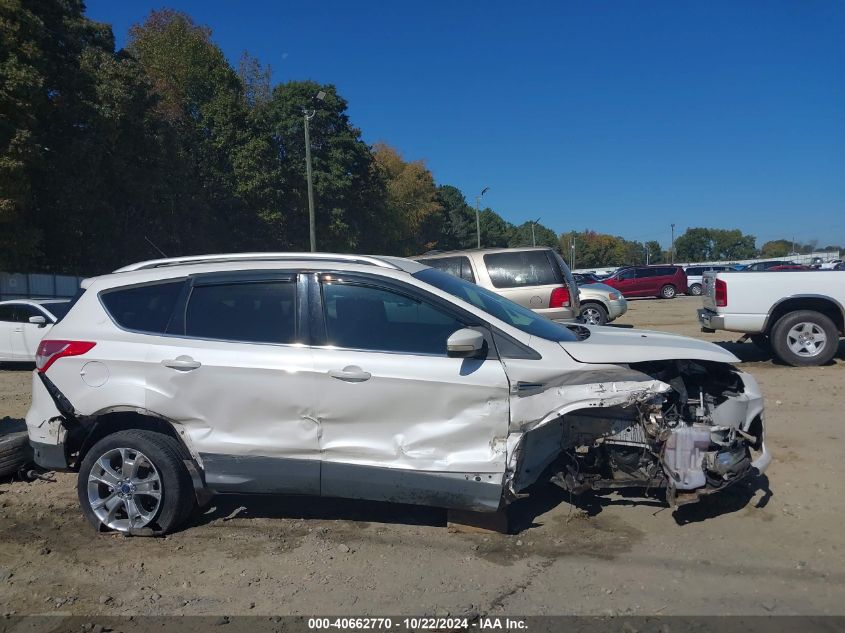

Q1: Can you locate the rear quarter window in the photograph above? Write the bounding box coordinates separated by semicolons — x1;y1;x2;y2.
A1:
417;256;476;282
484;251;561;288
100;281;184;334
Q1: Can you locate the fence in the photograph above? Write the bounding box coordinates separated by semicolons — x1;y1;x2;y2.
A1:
0;272;84;301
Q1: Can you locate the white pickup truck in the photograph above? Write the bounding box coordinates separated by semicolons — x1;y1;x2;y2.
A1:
697;271;845;366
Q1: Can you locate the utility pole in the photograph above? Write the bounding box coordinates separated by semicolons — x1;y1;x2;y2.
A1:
670;223;676;264
303;90;326;252
645;243;650;265
475;187;489;249
570;236;576;270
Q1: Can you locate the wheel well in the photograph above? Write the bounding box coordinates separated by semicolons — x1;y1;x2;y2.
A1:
580;300;606;310
766;298;844;335
72;411;192;467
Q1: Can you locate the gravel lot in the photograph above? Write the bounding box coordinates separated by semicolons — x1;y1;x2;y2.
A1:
1;296;843;617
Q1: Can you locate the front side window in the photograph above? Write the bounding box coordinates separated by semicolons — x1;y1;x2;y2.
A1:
185;281;297;344
0;305;16;322
686;267;702;276
101;281;184;334
484;251;560;288
418;256;476;283
321;281;466;355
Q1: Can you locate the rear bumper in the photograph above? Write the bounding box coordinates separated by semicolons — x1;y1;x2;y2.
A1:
607;297;628;320
697;308;766;334
29;439;69;470
537;306;577;322
698;308;725;331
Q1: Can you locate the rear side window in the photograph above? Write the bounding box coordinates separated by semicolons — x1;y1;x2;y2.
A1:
484;251;561;288
185;281;297;344
418;256;476;282
658;267;679;276
101;281;183;334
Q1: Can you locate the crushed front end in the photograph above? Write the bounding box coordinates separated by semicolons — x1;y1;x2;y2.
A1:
506;360;771;508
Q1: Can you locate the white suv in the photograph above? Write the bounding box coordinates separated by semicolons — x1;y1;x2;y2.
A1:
26;253;770;534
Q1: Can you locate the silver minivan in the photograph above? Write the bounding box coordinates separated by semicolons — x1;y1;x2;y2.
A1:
413;247;580;322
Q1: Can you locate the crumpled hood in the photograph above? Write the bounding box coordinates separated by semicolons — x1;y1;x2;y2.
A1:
559;326;740;364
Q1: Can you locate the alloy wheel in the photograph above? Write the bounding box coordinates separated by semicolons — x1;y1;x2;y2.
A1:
786;322;827;358
87;447;162;531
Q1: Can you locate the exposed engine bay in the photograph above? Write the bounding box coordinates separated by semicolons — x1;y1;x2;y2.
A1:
507;359;770;507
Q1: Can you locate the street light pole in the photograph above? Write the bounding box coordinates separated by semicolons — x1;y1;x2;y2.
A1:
303;90;326;252
570;236;576;270
531;217;541;247
670;223;676;264
475;187;489;249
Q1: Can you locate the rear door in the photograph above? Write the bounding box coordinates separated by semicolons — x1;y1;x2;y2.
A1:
136;272;321;495
309;272;510;511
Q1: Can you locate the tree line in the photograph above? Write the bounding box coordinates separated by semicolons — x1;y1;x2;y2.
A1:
1;3;839;275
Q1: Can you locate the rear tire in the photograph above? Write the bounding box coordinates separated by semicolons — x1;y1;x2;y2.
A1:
0;431;32;477
77;429;196;535
689;283;702;296
770;310;839;367
580;303;608;326
660;284;677;299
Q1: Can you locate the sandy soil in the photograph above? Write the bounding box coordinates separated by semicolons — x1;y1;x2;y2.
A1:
1;296;843;617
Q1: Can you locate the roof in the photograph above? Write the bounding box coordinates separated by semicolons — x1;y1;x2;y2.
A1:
113;252;418;273
411;246;556;259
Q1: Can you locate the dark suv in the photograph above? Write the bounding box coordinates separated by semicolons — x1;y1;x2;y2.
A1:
603;265;688;299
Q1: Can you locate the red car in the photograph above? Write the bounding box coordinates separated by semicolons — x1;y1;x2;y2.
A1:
603;265;689;299
767;264;810;271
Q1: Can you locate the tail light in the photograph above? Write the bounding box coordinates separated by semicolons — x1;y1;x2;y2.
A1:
715;279;728;307
549;286;571;308
36;340;96;373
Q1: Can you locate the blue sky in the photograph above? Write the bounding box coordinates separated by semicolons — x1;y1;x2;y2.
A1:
86;0;845;249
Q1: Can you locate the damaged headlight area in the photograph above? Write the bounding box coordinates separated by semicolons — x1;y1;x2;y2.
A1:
510;360;770;508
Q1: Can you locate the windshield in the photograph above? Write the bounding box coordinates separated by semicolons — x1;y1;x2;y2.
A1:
414;268;577;342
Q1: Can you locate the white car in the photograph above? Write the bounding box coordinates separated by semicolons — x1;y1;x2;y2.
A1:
26;253;770;535
0;299;72;362
683;265;734;296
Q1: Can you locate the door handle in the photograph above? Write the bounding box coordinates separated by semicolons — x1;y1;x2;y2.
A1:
13;328;22;333
161;356;201;371
328;366;371;383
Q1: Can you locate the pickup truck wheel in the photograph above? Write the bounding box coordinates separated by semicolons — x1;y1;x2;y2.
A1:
689;283;702;296
660;284;677;299
78;429;195;535
771;310;838;367
580;303;608;325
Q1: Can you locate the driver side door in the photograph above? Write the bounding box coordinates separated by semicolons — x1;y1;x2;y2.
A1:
308;272;511;511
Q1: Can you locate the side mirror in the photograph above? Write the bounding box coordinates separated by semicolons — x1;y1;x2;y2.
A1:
29;315;47;327
446;328;486;358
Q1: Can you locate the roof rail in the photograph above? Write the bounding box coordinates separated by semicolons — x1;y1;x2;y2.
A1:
113;252;402;273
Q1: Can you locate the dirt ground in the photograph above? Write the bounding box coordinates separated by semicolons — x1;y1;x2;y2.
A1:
1;296;843;617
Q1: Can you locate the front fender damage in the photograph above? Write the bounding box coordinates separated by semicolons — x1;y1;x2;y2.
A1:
503;360;771;508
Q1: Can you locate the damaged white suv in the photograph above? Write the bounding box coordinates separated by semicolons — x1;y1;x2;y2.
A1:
26;253;771;534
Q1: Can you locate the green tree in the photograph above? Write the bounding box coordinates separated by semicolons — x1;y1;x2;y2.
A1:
372;143;442;254
760;239;792;258
674;227;757;262
479;209;513;248
508;221;558;248
645;240;664;264
434;185;475;250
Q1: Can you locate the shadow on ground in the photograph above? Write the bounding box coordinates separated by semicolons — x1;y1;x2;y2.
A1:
714;339;845;365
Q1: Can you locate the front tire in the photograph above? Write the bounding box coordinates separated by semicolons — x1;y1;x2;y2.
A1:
689;283;702;296
660;284;677;299
580;303;608;325
770;310;839;367
78;429;196;535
